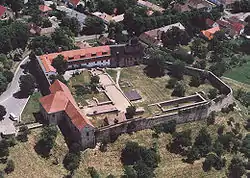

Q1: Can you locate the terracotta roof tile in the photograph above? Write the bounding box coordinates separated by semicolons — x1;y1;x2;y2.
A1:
39;91;68;113
69;0;80;6
39;5;52;12
39;46;111;72
40;80;94;130
201;26;220;40
0;5;6;17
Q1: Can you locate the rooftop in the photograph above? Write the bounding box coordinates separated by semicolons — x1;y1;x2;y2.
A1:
201;26;220;40
137;0;165;12
40;80;94;130
39;46;111;72
0;5;6;17
39;5;52;13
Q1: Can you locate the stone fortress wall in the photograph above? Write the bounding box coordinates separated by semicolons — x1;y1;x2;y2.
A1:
95;63;234;144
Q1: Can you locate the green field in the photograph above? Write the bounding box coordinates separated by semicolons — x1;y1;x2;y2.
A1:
21;92;42;123
224;61;250;85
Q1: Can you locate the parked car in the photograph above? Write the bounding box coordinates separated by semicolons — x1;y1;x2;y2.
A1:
9;113;18;121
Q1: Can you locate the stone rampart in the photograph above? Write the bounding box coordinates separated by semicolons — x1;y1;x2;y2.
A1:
95;64;233;144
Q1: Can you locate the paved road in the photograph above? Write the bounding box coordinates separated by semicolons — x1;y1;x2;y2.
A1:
0;56;30;135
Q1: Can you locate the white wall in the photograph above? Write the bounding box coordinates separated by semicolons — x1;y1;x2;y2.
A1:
68;59;110;69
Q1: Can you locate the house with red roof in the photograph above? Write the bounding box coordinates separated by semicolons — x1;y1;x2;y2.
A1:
215;19;245;38
39;80;95;149
39;5;52;16
68;0;80;7
201;26;220;40
0;5;7;19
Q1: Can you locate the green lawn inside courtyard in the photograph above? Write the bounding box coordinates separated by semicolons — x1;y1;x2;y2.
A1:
118;65;214;117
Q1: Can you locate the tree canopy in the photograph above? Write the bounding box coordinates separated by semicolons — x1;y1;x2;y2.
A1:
19;74;36;96
51;55;68;75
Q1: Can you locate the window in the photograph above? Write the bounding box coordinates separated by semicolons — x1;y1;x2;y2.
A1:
86;132;89;136
91;53;97;57
102;52;108;55
68;56;74;60
95;61;97;64
80;55;86;58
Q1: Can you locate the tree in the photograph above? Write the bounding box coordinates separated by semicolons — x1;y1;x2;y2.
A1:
35;125;58;157
96;0;115;14
166;78;177;89
51;55;68;75
186;146;200;163
0;139;9;158
4;159;14;174
83;16;105;35
123;165;137;178
208;88;218;100
133;161;155;178
161;27;190;49
240;134;250;158
228;155;246;178
217;125;224;135
190;38;208;59
6;0;23;17
170;130;192;154
125;106;136;119
60;17;81;36
88;167;100;178
19;74;36;95
194;128;212;157
29;36;57;55
203;153;225;171
0;105;6;120
121;142;142;165
90;75;100;84
207;111;216;125
17;125;30;142
213;140;224;156
171;47;194;64
170;61;185;80
63;152;81;173
189;74;201;87
172;81;186;97
51;28;75;51
145;53;166;78
3;71;14;83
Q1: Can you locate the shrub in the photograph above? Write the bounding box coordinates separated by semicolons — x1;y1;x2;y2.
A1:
63;152;81;173
166;78;177;89
4;160;14;174
88;167;100;178
208;88;218;99
125;106;136;119
207;111;216;125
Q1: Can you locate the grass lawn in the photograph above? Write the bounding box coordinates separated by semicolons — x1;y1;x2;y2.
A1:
106;68;117;81
21;92;42;123
224;61;250;85
119;65;214;117
3;101;247;178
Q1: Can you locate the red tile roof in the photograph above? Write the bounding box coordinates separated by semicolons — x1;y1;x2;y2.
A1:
216;20;231;28
39;5;52;12
201;26;220;40
39;46;111;72
0;5;6;17
40;80;94;129
206;18;215;27
231;22;244;34
69;0;80;6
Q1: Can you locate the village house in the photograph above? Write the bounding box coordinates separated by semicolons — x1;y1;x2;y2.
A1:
0;5;7;20
137;0;165;13
39;79;95;149
206;18;245;38
139;22;186;46
174;0;214;12
92;12;124;24
39;5;52;16
57;6;87;28
201;26;220;40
